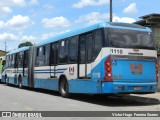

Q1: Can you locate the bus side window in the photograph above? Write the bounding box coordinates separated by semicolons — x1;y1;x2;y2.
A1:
14;54;18;68
59;40;69;64
8;55;13;68
93;30;102;60
50;43;58;65
7;56;9;67
24;51;29;68
50;44;55;65
79;37;86;64
69;36;78;63
86;34;93;62
11;54;15;68
18;52;24;68
9;55;10;67
37;48;39;56
45;44;50;66
36;46;46;66
6;55;10;68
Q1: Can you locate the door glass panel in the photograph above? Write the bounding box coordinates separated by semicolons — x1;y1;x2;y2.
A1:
51;44;55;65
86;35;93;62
79;37;86;64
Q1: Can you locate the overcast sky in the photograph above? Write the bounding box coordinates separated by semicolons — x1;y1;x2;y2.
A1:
0;0;159;51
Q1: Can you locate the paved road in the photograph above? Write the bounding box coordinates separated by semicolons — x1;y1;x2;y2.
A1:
0;83;160;112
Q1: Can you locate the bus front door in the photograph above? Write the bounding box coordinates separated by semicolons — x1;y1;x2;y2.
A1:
78;34;92;79
50;43;58;78
23;51;28;78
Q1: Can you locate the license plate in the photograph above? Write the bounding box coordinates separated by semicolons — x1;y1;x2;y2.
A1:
134;87;142;90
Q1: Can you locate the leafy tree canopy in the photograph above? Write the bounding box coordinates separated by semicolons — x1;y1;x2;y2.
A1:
18;41;33;48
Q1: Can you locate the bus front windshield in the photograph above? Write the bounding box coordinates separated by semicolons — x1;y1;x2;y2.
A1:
107;28;156;50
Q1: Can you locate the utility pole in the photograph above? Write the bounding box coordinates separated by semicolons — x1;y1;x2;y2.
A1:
4;41;7;52
110;0;113;22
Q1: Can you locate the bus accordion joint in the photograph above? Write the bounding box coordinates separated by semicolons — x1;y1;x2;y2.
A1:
104;55;113;82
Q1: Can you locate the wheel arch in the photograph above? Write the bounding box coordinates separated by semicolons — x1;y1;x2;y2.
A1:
18;74;22;80
58;74;68;90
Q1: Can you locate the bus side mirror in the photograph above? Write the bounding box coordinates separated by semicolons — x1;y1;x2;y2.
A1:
2;60;6;66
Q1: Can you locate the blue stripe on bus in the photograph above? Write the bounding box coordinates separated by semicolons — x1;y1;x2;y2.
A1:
5;68;67;73
34;72;64;74
34;68;67;71
56;68;67;71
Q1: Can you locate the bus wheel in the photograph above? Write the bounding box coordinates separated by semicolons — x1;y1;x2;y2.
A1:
59;78;70;98
18;76;23;89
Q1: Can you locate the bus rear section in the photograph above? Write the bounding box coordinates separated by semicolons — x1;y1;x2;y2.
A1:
101;48;158;94
101;27;158;94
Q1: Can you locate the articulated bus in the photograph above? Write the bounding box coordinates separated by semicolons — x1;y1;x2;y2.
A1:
1;22;158;97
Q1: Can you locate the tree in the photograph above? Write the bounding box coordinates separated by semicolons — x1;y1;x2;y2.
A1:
18;41;33;48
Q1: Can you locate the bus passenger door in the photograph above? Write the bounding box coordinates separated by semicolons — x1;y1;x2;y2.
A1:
23;51;28;77
50;43;58;78
14;54;18;84
78;34;92;79
28;46;35;87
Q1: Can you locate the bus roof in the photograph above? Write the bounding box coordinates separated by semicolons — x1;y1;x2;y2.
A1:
6;46;30;56
36;22;151;47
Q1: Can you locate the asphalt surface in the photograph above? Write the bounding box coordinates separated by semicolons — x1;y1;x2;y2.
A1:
0;83;160;120
0;83;160;111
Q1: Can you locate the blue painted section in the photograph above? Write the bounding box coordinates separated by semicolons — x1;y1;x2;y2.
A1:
6;46;29;55
8;77;18;85
69;57;108;94
1;75;5;83
101;82;157;93
69;80;100;94
36;22;151;47
112;60;156;82
100;55;157;94
34;78;59;91
22;77;28;86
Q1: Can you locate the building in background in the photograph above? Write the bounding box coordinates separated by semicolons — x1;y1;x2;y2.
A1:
135;13;160;53
0;50;6;56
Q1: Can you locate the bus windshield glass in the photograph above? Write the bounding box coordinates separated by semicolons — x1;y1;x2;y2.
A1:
107;28;156;50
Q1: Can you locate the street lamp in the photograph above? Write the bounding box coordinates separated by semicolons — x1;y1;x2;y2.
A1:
110;0;112;22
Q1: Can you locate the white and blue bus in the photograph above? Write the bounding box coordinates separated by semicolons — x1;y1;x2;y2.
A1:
1;22;158;97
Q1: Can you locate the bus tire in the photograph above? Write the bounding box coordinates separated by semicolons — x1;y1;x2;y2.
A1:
18;75;23;89
59;77;70;98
